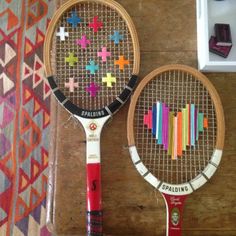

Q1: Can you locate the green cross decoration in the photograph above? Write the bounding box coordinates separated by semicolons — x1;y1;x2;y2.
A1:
65;53;78;66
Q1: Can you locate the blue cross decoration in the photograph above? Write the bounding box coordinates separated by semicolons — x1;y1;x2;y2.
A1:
67;11;81;28
86;60;99;74
110;31;123;44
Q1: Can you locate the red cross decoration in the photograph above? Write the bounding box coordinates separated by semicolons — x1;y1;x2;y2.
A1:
88;16;103;32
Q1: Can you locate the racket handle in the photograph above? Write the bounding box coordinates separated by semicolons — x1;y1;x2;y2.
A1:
162;193;187;236
87;163;102;235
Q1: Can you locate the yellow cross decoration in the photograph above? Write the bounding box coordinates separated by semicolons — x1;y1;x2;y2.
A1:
65;52;78;66
102;73;116;87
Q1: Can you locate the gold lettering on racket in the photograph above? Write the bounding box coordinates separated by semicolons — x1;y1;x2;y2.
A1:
87;134;99;142
88;138;99;142
88;154;99;159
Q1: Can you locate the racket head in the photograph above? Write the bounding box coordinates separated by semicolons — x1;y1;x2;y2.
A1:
44;0;140;119
127;64;225;196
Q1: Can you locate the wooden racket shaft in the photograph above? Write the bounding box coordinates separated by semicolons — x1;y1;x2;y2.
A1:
44;0;140;235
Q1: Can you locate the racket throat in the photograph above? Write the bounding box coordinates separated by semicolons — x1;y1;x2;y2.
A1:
162;193;187;236
76;116;110;164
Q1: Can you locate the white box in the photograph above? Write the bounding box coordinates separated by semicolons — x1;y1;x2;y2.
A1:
197;0;236;72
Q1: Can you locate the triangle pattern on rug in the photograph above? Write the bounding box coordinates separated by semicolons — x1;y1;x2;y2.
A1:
43;110;50;129
6;9;19;30
15;213;29;236
0;133;11;157
36;28;44;44
40;225;51;236
23;62;34;80
31;158;41;181
0;43;16;67
30;201;41;224
15;196;30;221
0;169;11;194
0;207;7;222
19;168;31;193
43;79;51;100
41;147;48;169
18;108;42;163
27;0;48;29
24;37;34;57
33;98;41;116
30;187;41;208
0;72;15;95
22;85;34;105
33;54;44;89
0;104;14;128
12;225;24;236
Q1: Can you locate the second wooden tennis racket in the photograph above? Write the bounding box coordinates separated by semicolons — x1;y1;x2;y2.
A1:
127;64;224;236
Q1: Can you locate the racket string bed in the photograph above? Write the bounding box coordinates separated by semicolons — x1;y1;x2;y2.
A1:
134;69;217;185
52;2;134;111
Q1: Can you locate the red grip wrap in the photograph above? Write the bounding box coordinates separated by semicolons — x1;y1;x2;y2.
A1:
87;163;102;211
87;163;102;235
162;193;187;236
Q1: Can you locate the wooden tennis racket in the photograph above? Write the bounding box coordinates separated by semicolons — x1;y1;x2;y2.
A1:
127;65;224;236
44;0;139;235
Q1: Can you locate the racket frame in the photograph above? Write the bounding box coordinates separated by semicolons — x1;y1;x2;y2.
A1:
44;0;140;234
127;64;225;236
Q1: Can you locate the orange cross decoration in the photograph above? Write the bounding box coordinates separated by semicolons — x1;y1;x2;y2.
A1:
115;56;129;70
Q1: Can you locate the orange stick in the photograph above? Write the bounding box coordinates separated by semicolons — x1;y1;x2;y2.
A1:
204;117;208;128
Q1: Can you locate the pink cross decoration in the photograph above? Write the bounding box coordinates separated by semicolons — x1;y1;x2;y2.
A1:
65;77;78;92
88;16;103;32
86;82;100;97
76;35;91;49
97;47;111;62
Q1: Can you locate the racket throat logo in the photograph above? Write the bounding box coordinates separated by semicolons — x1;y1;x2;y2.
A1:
89;122;97;131
161;184;189;193
81;110;105;118
171;207;180;226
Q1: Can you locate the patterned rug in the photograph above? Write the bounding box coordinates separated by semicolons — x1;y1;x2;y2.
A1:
0;0;55;235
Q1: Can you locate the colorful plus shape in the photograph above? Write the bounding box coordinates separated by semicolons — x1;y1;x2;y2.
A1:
86;82;100;97
110;31;123;44
144;102;208;160
65;52;78;66
102;73;116;87
56;27;69;41
86;60;99;74
115;56;129;70
97;47;111;62
76;35;91;49
89;16;103;32
67;11;81;28
65;77;78;92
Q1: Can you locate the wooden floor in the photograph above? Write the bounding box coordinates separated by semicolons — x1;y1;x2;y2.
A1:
47;0;236;235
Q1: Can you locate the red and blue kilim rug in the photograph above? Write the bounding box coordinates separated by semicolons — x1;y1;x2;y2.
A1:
0;0;55;235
